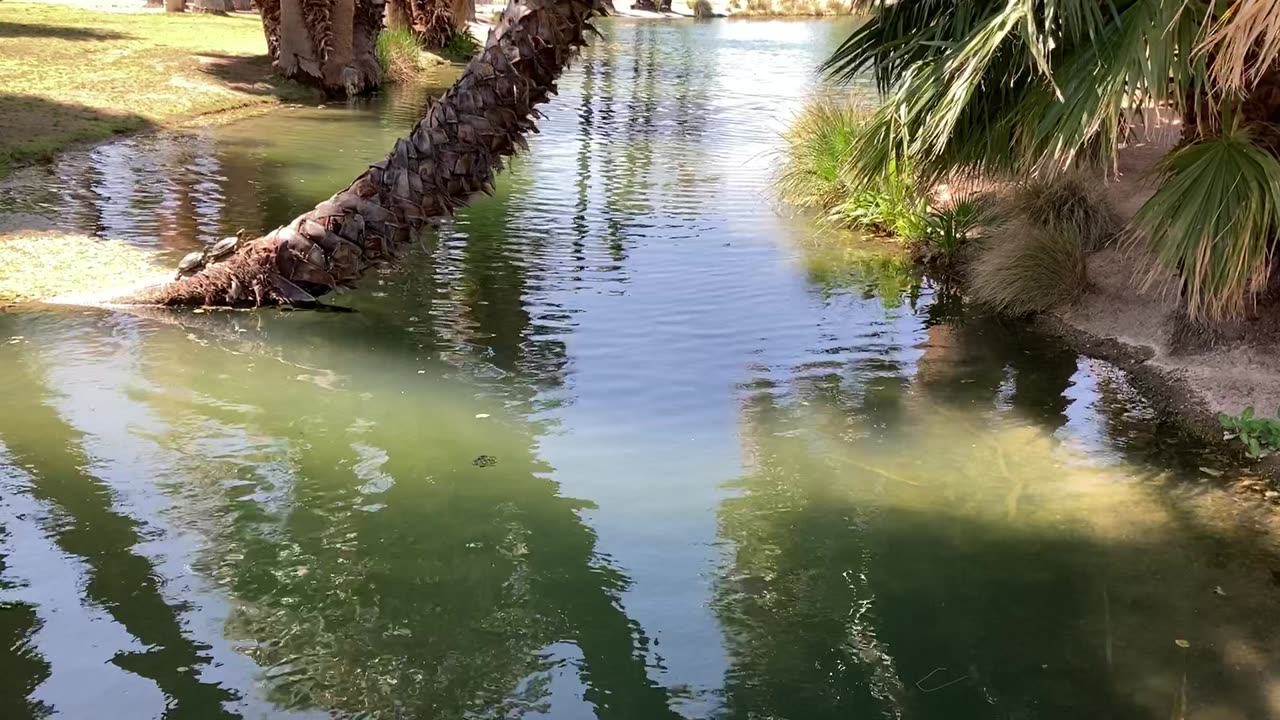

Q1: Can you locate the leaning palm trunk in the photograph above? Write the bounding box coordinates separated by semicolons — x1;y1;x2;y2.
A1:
127;0;606;308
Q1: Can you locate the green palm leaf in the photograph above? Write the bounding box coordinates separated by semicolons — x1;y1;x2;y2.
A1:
1134;124;1280;320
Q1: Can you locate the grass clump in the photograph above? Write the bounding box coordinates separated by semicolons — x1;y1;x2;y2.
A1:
966;173;1117;316
967;218;1086;316
1000;173;1119;252
776;99;868;210
376;26;425;83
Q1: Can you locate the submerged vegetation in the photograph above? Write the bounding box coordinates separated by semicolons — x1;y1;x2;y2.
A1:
0;234;164;307
799;235;922;308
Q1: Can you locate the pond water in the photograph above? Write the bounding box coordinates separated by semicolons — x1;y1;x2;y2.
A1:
3;17;1280;720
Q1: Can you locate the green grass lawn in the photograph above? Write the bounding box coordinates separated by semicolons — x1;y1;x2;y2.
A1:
0;3;316;177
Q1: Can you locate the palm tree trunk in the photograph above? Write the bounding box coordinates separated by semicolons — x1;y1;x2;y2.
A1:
191;0;231;14
124;0;606;308
257;0;381;97
386;0;412;29
259;0;282;59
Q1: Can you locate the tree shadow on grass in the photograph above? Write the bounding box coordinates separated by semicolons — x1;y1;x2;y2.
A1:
0;94;153;178
193;52;320;101
0;21;132;42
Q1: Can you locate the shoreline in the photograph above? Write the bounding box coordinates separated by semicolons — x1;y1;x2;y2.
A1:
1033;133;1280;487
7;2;1278;484
0;3;323;180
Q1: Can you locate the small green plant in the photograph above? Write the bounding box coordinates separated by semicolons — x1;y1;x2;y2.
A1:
1218;406;1280;458
827;161;929;240
915;198;985;264
376;25;424;83
441;31;482;62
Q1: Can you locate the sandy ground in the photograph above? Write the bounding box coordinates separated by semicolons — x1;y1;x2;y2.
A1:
1049;119;1280;473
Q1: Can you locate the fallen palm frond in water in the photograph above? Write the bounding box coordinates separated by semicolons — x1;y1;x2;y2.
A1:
0;233;169;309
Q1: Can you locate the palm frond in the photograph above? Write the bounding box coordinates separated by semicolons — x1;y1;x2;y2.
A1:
1133;124;1280;320
829;0;1206;182
1199;0;1280;93
1017;0;1203;168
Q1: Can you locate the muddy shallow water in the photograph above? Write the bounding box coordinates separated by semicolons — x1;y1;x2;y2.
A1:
2;17;1279;720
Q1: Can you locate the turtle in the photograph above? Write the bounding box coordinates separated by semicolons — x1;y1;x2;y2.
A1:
176;251;205;278
206;235;240;263
472;455;498;468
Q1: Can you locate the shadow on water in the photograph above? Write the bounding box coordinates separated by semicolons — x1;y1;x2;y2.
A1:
0;530;51;720
0;321;238;719
116;302;679;718
716;345;1280;719
2;15;1280;720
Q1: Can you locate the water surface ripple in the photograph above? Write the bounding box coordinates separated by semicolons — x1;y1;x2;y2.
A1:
2;17;1279;720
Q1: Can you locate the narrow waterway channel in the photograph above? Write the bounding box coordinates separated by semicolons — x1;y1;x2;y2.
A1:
1;17;1279;720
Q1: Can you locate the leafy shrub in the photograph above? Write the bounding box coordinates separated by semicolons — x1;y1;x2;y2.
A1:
967;217;1086;316
1219;406;1280;458
827;161;929;240
376;26;423;83
442;30;482;62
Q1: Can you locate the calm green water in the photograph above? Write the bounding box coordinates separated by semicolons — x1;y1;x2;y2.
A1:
3;17;1280;720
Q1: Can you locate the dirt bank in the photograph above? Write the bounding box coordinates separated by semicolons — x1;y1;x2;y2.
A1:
1041;125;1280;482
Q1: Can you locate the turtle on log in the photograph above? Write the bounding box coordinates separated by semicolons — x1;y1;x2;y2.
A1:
176;251;205;279
206;236;240;263
174;229;250;279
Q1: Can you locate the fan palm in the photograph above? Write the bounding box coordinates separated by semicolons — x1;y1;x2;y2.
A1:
826;0;1280;320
